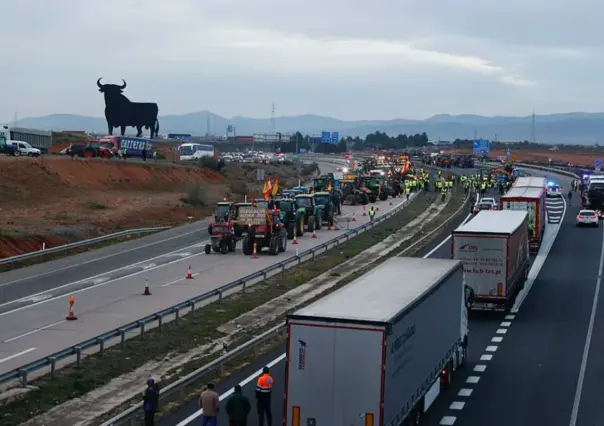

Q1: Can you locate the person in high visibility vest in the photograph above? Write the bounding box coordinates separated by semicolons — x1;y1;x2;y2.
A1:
255;366;274;426
368;205;376;222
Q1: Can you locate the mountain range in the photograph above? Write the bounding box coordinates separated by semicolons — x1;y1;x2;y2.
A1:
6;111;604;145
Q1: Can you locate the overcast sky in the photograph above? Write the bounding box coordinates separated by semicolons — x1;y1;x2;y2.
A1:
2;0;601;121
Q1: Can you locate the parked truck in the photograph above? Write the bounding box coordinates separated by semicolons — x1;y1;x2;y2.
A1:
0;125;52;153
284;257;470;426
500;185;545;252
452;210;530;312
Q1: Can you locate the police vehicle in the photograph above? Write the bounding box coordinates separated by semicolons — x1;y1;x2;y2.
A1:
546;181;563;197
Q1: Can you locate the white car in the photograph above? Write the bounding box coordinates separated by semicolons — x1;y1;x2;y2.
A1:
576;210;599;227
478;197;498;210
11;141;42;157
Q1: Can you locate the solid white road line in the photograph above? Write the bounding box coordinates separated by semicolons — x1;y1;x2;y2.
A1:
0;347;36;363
568;224;604;426
4;320;66;343
423;213;472;258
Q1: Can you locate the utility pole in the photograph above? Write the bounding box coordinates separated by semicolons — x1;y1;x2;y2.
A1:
296;132;299;155
531;110;536;143
271;101;276;153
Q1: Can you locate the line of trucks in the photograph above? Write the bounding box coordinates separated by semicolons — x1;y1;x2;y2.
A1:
282;193;536;425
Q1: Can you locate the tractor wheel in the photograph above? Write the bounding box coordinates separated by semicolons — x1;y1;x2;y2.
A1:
316;216;322;230
379;192;388;201
204;244;211;255
220;240;228;254
307;216;315;233
269;236;279;255
278;233;287;252
361;194;369;205
348;194;357;206
286;223;295;239
242;235;253;255
228;237;236;252
297;217;305;237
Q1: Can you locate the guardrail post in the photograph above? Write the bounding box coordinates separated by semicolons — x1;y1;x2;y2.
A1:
19;370;27;387
189;301;196;314
281;263;286;273
173;308;180;326
138;321;145;337
75;346;82;367
156;314;163;332
240;279;246;292
217;290;223;301
49;357;56;378
97;338;105;356
311;250;316;261
263;270;268;280
119;329;127;348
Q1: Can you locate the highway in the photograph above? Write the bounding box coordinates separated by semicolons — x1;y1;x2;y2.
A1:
164;167;580;426
0;162;415;376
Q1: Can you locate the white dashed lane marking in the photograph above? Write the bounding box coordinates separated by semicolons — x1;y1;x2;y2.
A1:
437;314;517;425
546;197;565;224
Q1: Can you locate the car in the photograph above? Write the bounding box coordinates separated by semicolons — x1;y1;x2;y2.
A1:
576;210;599;227
546;183;563;197
478;197;498;210
473;201;495;215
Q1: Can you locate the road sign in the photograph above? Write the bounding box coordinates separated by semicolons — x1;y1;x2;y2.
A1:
299;148;306;154
172;145;179;152
548;157;552;163
596;159;602;171
473;139;490;155
331;131;339;144
321;131;331;144
511;156;516;162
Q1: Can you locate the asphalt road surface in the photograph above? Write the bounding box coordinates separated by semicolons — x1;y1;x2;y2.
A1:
164;167;583;426
0;163;421;376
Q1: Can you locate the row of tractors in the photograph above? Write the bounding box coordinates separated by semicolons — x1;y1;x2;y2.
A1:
205;189;338;256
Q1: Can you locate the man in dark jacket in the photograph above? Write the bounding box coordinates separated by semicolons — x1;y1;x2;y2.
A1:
143;377;160;426
226;384;251;426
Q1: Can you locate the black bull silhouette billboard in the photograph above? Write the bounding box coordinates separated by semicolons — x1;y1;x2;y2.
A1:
97;78;159;139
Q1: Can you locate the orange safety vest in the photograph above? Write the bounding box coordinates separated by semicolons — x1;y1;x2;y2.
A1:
256;374;274;394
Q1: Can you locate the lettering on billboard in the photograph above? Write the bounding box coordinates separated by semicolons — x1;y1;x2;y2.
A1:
297;339;307;370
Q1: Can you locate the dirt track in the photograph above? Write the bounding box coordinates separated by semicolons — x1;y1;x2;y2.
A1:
0;157;309;258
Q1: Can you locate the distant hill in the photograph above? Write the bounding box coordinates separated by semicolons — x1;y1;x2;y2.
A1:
8;111;604;145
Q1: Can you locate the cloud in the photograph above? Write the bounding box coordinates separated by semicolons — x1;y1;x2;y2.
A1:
0;0;600;121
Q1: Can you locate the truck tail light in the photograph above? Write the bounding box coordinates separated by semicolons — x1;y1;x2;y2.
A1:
497;283;503;296
292;406;301;426
365;413;375;426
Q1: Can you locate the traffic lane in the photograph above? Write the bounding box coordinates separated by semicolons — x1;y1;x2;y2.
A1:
423;202;597;426
0;197;402;374
166;202;480;426
573;226;604;424
0;161;335;304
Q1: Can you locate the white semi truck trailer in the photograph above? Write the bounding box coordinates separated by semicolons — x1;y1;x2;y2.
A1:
284;257;470;426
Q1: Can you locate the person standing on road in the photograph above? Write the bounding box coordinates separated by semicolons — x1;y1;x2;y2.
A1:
143;377;160;426
255;366;274;426
200;383;220;426
568;190;573;206
226;384;251;426
368;205;376;222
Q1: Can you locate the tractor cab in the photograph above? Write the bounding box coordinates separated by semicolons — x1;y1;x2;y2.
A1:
214;202;233;223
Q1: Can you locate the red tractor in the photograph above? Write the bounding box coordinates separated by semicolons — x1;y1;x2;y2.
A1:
205;202;237;254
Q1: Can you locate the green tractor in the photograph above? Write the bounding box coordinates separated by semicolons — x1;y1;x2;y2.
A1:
312;191;336;226
275;198;306;239
340;179;370;205
312;173;336;192
294;193;323;232
358;177;382;203
240;207;287;255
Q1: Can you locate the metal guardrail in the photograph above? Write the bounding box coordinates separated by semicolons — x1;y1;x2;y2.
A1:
102;169;472;426
0;193;415;389
484;161;580;179
0;227;172;267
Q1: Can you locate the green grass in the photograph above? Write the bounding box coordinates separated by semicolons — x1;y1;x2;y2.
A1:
2;189;465;426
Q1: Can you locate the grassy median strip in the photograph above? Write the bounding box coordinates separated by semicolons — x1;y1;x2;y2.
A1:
1;192;439;425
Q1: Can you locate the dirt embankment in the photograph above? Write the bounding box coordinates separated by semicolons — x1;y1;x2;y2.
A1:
0;157;315;258
451;148;601;167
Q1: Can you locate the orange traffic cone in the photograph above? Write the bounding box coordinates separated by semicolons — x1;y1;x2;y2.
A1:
328;221;332;231
352;212;357;222
292;230;299;244
362;205;367;216
186;265;193;279
252;242;258;259
389;196;393;205
376;205;380;212
312;229;317;238
143;279;151;296
66;295;78;321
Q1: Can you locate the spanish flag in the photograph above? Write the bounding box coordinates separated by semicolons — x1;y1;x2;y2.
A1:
327;181;332;191
271;177;279;196
263;178;273;201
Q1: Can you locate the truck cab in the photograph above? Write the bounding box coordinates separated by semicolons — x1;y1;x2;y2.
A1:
0;132;18;156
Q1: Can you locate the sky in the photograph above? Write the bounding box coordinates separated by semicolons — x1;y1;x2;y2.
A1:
2;0;603;122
